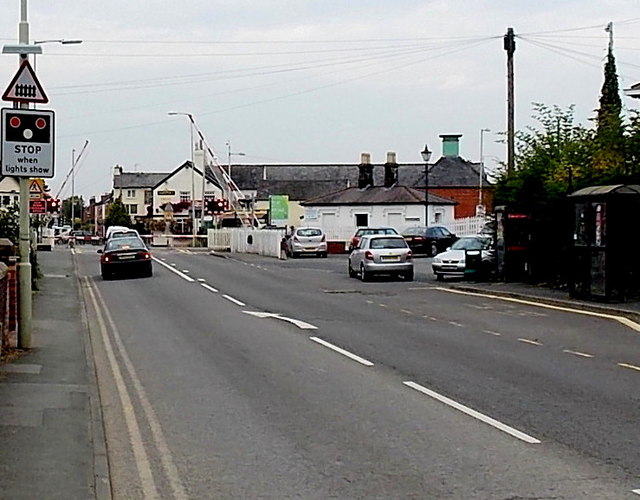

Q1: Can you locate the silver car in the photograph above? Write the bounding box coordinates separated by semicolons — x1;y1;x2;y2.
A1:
348;234;413;281
432;235;494;281
286;227;328;258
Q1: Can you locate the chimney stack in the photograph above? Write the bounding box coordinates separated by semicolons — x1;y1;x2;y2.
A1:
358;152;373;189
440;134;463;157
384;151;398;188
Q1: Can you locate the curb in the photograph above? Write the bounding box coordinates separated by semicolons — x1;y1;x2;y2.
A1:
450;284;640;322
74;253;113;500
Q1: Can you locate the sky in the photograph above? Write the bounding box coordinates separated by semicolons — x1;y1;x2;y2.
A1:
1;1;639;202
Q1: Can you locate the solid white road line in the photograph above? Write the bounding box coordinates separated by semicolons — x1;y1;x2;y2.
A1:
222;294;246;306
436;287;640;334
152;257;195;282
84;279;159;499
563;349;594;359
309;337;374;367
201;283;219;293
90;279;189;500
403;381;540;444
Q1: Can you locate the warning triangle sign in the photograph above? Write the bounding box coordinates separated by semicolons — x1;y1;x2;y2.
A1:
2;60;48;103
29;179;44;194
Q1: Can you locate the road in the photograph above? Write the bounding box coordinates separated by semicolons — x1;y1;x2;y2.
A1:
74;247;640;499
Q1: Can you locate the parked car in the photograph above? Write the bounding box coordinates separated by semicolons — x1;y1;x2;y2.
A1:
285;227;328;258
348;234;413;281
431;235;494;281
401;225;457;256
348;227;399;252
98;235;153;279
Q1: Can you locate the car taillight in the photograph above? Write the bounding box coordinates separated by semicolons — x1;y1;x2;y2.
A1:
415;236;424;241
406;251;413;260
365;250;374;260
140;251;151;260
101;255;110;263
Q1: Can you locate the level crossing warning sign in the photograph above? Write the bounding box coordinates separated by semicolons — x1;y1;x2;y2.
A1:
1;108;55;178
2;60;48;104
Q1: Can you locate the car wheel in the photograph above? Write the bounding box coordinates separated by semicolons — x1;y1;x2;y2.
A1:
348;261;357;278
292;252;299;258
435;272;444;281
360;264;370;282
321;252;328;258
404;269;414;281
430;242;438;257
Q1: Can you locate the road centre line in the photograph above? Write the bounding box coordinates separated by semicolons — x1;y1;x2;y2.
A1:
309;337;374;366
618;362;640;372
563;349;594;359
243;311;318;330
483;330;502;336
517;338;543;346
436;287;640;334
223;294;246;306
201;283;219;293
152;257;195;282
403;381;541;444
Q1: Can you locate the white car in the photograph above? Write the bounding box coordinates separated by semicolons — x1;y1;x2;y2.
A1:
432;235;494;281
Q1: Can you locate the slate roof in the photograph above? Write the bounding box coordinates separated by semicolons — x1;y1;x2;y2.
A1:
301;185;457;206
113;172;168;189
230;159;488;201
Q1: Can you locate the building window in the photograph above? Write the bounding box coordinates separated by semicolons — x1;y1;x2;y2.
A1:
13;196;18;205
355;213;368;227
126;204;138;214
2;196;9;206
127;189;136;198
180;191;191;203
144;190;153;205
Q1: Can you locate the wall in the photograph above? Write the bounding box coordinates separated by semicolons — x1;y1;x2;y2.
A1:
432;187;493;218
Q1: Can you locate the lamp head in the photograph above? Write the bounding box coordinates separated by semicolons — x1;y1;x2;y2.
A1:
420;144;432;162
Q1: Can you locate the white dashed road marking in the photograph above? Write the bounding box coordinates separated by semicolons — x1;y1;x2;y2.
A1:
403;381;540;444
310;337;374;366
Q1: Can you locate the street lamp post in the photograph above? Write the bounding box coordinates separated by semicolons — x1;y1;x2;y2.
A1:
421;144;432;226
479;128;490;215
168;112;196;245
33;38;82;71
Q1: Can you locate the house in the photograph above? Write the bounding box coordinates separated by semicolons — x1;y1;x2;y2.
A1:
428;134;494;218
301;152;457;242
0;177;21;208
229;134;492;225
624;82;640;99
113;166;167;219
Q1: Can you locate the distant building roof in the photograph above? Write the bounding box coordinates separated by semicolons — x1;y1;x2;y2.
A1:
114;172;168;189
427;156;484;187
302;185;457;206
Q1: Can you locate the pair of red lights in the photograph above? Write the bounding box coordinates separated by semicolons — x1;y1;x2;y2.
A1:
9;116;47;129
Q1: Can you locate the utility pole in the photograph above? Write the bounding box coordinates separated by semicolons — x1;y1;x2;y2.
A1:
504;27;516;175
71;149;75;228
16;0;32;348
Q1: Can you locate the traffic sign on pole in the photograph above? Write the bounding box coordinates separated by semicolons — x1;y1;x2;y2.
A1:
1;108;55;178
2;60;48;104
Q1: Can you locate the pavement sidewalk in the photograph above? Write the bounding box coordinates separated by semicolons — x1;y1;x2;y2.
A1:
0;249;110;500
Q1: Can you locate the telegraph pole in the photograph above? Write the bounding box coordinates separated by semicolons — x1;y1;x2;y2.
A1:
504;27;516;175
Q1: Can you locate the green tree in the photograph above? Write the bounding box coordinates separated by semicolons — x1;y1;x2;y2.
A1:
0;205;20;244
105;197;131;228
593;44;625;177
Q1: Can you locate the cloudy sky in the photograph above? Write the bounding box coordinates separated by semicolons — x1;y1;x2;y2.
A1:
1;1;639;201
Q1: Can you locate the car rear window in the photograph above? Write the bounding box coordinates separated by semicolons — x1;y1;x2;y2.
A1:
370;237;407;249
297;229;322;237
403;227;424;235
106;237;145;251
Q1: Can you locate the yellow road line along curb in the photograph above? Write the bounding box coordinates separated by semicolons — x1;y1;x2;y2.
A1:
435;288;640;334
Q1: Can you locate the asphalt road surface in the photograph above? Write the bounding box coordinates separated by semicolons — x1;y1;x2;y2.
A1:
75;247;640;499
